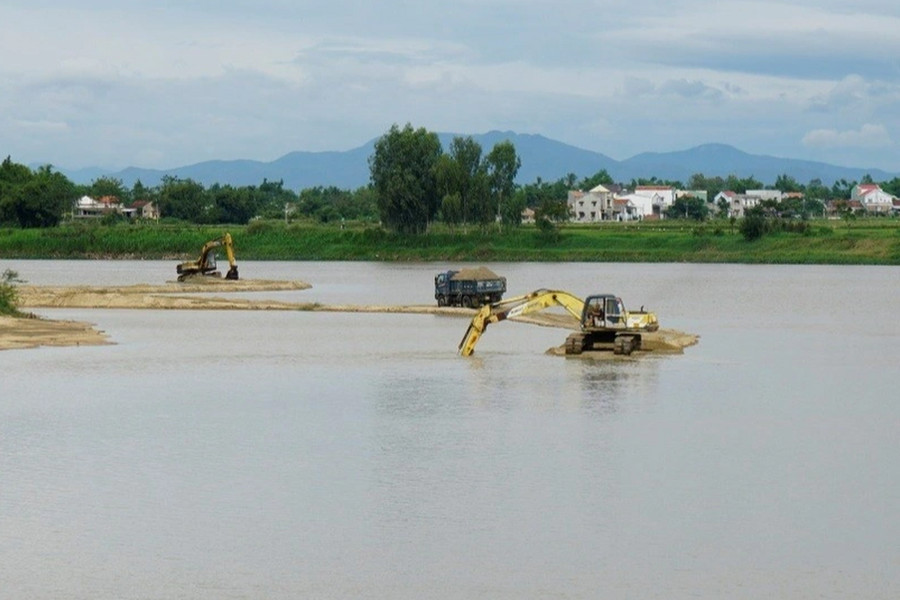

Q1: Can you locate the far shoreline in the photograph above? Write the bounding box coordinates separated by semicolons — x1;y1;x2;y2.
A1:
2;219;899;265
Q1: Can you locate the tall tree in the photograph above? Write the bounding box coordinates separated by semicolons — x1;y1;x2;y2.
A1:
208;184;258;224
666;196;709;220
688;173;726;202
880;177;900;197
484;140;520;228
89;176;130;203
774;173;802;193
440;192;464;227
131;179;151;201
13;166;75;227
831;178;854;199
436;136;485;226
368;124;443;234
157;176;207;221
579;169;614;190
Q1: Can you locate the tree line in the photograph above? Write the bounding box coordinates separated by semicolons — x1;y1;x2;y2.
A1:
0;155;377;228
3;124;899;230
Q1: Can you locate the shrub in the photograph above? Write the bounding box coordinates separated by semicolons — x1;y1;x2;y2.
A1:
740;210;768;241
0;269;24;316
535;217;561;244
245;219;276;235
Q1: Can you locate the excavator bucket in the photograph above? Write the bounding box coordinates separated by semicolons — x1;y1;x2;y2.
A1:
225;266;239;280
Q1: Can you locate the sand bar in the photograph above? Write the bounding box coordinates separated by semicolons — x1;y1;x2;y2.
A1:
4;279;697;353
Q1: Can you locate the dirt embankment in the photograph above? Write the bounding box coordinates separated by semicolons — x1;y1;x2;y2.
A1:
4;278;699;354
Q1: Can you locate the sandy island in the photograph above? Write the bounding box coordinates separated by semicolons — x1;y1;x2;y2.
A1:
0;314;112;350
2;277;698;354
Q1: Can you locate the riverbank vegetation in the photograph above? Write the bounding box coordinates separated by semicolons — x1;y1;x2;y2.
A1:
0;269;24;316
1;218;899;264
3;123;900;265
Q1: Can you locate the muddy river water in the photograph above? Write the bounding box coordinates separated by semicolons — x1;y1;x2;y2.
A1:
2;260;899;599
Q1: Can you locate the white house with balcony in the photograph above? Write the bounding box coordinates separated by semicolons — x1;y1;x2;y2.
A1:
633;185;675;218
713;191;761;218
73;195;120;218
612;193;654;220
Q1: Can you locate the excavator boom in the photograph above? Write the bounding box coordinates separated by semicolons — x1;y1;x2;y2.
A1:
458;289;585;356
458;288;659;357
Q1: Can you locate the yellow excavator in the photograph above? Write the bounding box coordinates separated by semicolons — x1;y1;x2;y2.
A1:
176;232;239;282
458;289;658;357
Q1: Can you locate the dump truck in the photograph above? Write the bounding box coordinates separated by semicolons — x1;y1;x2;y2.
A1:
458;288;658;356
435;267;506;308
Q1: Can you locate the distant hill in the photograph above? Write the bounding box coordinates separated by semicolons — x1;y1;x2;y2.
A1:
617;143;897;187
58;132;897;189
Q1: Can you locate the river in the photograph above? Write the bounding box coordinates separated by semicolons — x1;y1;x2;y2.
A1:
1;260;899;599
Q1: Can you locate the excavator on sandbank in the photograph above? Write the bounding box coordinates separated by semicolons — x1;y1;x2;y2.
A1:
176;232;239;282
458;289;658;357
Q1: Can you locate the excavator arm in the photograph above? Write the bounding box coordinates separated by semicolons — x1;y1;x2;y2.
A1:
458;289;585;356
176;232;238;281
220;232;238;279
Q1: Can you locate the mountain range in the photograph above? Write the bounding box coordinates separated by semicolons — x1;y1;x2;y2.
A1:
58;131;898;190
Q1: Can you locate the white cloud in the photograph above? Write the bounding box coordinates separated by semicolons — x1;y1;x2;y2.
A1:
2;1;900;171
801;124;893;148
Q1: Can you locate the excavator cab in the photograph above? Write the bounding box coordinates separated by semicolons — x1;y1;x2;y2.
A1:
581;294;626;330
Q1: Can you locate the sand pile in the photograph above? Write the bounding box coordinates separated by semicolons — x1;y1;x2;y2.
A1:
449;266;503;281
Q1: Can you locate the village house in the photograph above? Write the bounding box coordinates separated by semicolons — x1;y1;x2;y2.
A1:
634;185;675;218
567;184;704;222
713;190;761;218
567;183;617;223
612;192;654;220
851;183;896;215
745;189;783;202
521;207;536;224
130;200;159;220
73;195;121;218
73;195;158;220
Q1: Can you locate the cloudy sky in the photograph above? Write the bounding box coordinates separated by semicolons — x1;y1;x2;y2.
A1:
2;0;899;173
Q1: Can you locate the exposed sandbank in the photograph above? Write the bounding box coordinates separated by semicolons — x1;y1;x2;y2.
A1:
4;278;698;354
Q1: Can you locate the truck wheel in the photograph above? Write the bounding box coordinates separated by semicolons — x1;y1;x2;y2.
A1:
462;295;473;308
437;295;446;307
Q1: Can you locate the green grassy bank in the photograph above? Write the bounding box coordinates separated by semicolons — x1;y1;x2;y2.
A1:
1;219;900;264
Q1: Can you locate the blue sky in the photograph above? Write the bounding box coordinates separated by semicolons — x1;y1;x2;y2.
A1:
2;0;899;174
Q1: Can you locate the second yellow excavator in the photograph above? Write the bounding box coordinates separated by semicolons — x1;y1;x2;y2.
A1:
458;288;658;357
176;232;239;282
